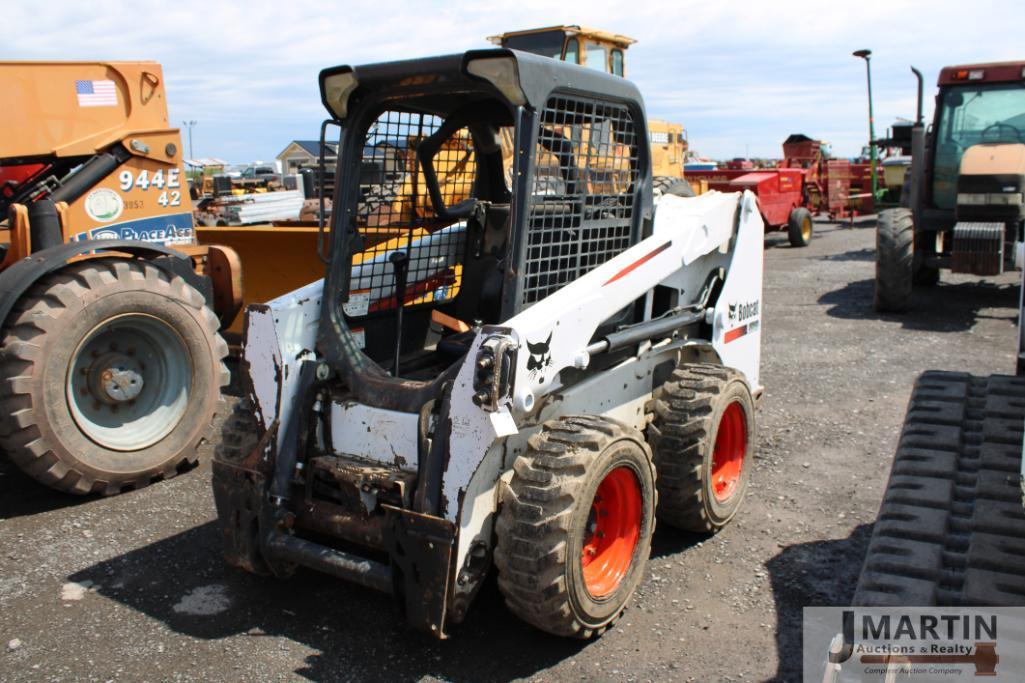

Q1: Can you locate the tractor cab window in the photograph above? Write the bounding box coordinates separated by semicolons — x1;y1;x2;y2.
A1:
501;31;566;59
564;37;579;64
585;43;608;72
933;83;1025;209
611;49;624;76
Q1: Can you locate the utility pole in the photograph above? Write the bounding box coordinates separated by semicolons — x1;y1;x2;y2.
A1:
183;120;197;161
852;50;877;199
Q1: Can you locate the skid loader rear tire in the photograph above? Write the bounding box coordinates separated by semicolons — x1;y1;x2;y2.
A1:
653;176;696;198
494;415;656;638
648;363;755;533
875;208;914;312
212;398;271;575
0;258;228;495
787;207;813;247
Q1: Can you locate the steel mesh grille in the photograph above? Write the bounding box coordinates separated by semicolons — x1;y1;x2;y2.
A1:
347;110;473;315
523;95;639;304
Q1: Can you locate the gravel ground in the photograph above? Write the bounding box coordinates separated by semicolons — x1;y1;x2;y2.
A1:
1;217;1020;682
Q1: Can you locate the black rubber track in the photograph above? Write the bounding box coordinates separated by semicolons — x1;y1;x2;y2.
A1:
854;371;1025;606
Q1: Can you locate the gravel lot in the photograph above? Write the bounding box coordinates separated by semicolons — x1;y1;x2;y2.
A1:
1;217;1020;682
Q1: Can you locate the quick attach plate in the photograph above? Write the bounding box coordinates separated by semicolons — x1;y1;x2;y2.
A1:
382;504;456;638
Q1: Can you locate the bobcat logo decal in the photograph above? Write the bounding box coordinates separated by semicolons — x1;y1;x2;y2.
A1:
526;332;553;384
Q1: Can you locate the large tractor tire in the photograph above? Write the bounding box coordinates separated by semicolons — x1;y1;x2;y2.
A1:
787;206;814;247
653;175;696;198
874;208;914;312
494;415;656;638
647;363;755;533
0;258;228;495
211;398;272;575
854;371;1025;606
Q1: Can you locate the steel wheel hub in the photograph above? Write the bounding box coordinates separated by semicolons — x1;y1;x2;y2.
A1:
66;313;192;452
87;352;144;404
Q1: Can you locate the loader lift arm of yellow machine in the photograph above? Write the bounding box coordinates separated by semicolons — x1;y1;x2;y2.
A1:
0;61;241;495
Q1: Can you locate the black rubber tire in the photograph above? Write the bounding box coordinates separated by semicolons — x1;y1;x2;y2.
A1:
494;415;656;638
874;208;914;312
211;398;271;575
0;258;228;495
854;371;1025;606
653;175;696;198
647;363;755;533
787;206;813;247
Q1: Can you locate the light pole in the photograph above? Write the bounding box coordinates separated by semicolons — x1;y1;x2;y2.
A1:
852;49;877;199
183;120;197;161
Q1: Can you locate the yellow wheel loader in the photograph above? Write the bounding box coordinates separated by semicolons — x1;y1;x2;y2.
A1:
0;61;242;494
490;25;700;195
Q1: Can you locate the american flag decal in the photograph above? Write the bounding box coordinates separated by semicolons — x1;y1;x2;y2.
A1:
75;80;117;107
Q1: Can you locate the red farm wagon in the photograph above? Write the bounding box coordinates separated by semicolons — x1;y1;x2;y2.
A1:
687;134;850;247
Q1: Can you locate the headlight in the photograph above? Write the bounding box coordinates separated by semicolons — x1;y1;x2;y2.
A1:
465;56;527;106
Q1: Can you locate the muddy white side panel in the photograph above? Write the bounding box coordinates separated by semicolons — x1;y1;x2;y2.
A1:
710;192;764;393
243;278;323;452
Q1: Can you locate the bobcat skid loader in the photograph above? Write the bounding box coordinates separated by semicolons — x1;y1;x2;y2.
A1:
213;49;765;639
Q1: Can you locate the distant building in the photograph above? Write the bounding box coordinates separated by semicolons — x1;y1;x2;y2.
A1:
276;141;337;174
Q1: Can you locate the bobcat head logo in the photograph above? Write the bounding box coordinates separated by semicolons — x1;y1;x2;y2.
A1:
728;303;737;321
526;332;553;383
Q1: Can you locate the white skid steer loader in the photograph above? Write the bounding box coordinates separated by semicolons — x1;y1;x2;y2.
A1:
213;49;765;639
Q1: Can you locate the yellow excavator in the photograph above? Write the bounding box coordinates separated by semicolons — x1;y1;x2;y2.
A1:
0;61;244;494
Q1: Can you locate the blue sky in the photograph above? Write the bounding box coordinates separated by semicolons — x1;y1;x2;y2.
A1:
8;0;1025;163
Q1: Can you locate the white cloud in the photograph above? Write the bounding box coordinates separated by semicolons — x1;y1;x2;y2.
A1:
7;0;1024;160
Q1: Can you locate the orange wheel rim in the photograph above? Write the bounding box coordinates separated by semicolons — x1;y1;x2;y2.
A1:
581;466;641;599
802;216;812;241
711;402;747;502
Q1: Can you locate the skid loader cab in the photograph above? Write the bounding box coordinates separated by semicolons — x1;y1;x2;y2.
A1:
317;50;653;406
219;49;765;640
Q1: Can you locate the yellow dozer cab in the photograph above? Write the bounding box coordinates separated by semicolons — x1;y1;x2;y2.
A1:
490;26;696;193
0;61;242;494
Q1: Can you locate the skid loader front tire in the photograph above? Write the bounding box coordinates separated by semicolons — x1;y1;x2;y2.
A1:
0;258;228;495
494;415;656;638
648;363;755;533
874;208;914;312
211;398;271;575
787;207;813;247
